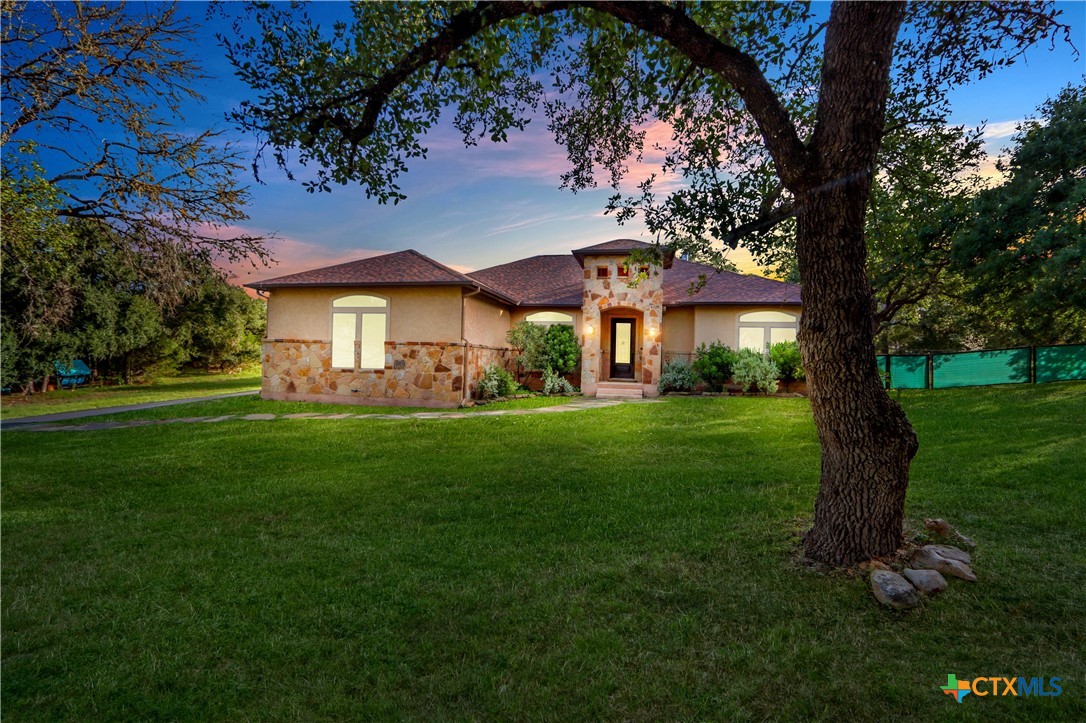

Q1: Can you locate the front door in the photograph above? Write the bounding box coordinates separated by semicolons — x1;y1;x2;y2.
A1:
609;318;635;379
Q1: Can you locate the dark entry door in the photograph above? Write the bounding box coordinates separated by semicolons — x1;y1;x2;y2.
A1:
609;318;635;379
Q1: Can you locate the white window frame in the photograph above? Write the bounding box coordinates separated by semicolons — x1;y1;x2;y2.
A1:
330;294;390;371
737;310;799;352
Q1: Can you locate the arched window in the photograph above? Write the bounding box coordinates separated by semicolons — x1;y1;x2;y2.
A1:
525;311;574;326
738;310;798;352
331;294;389;370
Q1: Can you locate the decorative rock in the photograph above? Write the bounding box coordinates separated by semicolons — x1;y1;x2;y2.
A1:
923;544;972;565
903;568;948;595
870;570;921;610
938;558;977;582
910;547;977;582
924;518;977;549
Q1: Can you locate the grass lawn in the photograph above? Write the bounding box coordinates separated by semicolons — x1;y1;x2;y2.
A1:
0;366;262;420
3;383;1084;720
40;391;586;424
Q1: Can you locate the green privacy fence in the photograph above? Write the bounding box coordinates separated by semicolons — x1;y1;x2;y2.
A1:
876;344;1086;390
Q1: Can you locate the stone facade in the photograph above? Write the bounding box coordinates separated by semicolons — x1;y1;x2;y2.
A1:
262;338;473;407
465;345;519;395
579;255;664;396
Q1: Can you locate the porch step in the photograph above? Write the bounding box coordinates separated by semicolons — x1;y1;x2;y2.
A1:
595;381;644;399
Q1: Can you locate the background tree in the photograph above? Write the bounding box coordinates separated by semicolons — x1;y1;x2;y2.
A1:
222;1;1070;565
170;280;265;373
952;82;1086;342
2;0;272;389
1;0;270;304
0;172;80;390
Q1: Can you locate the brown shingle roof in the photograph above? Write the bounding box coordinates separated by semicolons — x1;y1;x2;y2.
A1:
245;244;801;307
467;255;584;307
247;249;476;290
662;258;801;306
468;253;801;306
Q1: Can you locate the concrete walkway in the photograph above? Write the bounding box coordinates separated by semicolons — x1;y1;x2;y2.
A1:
3;397;654;432
0;391;258;427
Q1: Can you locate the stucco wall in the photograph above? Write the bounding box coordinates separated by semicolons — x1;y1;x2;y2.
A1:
265;286;463;343
463;294;512;347
662;307;695;355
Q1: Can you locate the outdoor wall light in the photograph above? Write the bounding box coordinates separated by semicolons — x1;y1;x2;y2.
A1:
585;324;594;335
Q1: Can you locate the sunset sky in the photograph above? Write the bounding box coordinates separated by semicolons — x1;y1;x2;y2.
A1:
19;2;1086;284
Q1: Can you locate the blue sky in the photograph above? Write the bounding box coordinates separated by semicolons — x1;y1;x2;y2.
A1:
13;1;1086;283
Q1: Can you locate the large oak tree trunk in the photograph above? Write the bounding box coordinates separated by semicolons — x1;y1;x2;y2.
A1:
797;186;919;565
795;2;918;566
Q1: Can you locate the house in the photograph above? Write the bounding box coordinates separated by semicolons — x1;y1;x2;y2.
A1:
246;239;801;407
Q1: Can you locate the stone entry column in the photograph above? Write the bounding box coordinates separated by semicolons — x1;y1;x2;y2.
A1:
578;254;663;397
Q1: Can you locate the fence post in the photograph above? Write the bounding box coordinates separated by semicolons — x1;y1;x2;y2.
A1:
1030;346;1037;384
926;354;933;390
884;354;892;390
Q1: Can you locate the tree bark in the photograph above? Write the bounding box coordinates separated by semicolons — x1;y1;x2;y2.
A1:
796;2;918;566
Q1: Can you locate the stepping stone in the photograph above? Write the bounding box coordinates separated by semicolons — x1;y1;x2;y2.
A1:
412;413;446;419
200;415;235;423
323;413;355;419
440;413;467;419
242;414;277;421
282;413;320;419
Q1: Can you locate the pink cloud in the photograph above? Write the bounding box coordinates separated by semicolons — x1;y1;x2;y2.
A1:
423;117;685;194
202;223;391;297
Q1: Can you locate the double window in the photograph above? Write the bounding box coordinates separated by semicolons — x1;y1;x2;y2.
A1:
331;295;388;370
738;311;798;352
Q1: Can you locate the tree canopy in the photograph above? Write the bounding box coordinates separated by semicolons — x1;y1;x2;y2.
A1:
223;2;1067;268
1;1;271;389
1;0;270;298
953;83;1086;321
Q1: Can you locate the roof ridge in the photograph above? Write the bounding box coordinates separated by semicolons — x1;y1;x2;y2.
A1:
402;248;474;282
468;254;572;276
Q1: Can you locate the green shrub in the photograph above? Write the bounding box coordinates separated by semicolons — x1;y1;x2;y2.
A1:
769;341;805;382
474;364;518;399
691;342;738;391
541;367;576;395
506;321;547;375
732;349;780;394
542;324;580;374
658;358;698;393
